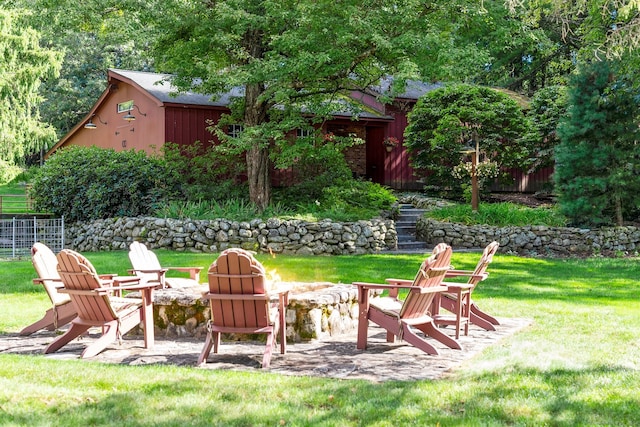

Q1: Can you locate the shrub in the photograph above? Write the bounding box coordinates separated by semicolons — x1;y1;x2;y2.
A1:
30;146;178;222
161;141;247;201
425;202;567;227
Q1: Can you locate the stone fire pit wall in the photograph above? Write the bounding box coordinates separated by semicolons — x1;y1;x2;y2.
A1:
145;283;372;343
65;216;397;255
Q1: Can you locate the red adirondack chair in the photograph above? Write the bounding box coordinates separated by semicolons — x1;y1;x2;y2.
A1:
438;241;501;332
198;248;289;368
353;243;461;355
128;241;203;288
44;249;156;358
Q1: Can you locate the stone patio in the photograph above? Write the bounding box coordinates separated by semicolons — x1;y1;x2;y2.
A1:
0;317;532;382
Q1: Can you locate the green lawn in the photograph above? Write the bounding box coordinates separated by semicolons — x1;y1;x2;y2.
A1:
1;250;639;426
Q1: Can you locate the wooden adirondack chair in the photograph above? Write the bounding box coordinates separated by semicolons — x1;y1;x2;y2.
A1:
128;241;203;288
198;248;289;368
44;249;156;358
437;241;501;332
353;243;461;355
20;243;77;335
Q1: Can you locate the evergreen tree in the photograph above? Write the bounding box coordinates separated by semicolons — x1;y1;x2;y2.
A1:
555;60;640;227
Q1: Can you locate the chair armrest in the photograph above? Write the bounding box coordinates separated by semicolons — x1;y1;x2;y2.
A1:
33;277;62;285
353;282;415;291
165;266;203;280
445;270;488;281
411;285;448;294
443;283;474;292
130;268;169;275
385;278;413;285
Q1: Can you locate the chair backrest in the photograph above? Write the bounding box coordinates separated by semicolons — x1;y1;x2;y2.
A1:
129;241;163;280
468;241;500;287
399;243;452;319
56;249;118;322
31;242;70;306
207;248;270;329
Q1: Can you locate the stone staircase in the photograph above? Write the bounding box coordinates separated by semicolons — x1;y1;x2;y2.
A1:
394;204;429;253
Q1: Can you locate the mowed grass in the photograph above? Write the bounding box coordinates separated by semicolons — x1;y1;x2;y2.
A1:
1;250;639;426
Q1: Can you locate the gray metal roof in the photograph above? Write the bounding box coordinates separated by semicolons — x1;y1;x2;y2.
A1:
110;69;243;107
110;69;397;119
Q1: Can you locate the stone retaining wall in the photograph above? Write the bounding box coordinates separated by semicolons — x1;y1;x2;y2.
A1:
66;216;397;255
416;218;640;257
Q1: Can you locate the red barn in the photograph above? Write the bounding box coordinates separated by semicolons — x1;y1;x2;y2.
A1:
50;69;550;191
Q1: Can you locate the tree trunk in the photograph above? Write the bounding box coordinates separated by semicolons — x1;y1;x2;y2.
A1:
615;194;624;226
246;145;271;211
244;81;271;211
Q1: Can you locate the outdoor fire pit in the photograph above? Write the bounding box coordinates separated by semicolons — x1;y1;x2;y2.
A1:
142;281;374;342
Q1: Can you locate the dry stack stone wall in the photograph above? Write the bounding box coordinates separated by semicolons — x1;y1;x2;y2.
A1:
66;216;397;255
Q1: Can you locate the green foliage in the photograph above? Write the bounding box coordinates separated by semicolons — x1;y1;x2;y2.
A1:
29;146;178;222
161;141;248;202
555;60;640;227
404;84;531;199
0;9;61;166
426;202;568;227
7;0;157;138
276;142;354;203
0;160;22;185
526;85;568;172
154;199;294;222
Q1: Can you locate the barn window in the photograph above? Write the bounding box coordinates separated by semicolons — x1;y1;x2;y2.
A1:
227;124;244;138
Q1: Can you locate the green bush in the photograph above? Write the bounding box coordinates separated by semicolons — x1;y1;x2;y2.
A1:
425;202;567;227
30;146;178;222
162;141;247;202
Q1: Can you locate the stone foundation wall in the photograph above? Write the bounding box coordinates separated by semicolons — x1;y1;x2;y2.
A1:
416;218;640;257
66;216;397;255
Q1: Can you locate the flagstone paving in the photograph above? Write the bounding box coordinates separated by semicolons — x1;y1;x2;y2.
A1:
1;317;530;382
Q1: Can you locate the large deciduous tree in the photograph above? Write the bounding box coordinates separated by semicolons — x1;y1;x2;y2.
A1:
0;9;61;167
153;0;429;210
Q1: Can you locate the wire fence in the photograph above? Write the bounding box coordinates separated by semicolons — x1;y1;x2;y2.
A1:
0;217;64;258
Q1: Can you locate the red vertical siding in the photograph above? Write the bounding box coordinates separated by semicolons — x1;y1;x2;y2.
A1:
164;106;225;146
384;104;420;190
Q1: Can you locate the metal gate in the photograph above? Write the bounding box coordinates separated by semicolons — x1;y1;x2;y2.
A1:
0;217;64;258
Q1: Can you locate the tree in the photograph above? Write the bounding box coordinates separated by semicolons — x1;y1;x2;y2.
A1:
152;0;435;210
555;59;640;227
0;9;61;166
403;83;530;199
3;0;156;137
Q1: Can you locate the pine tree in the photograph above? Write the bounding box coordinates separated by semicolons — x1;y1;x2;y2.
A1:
555;60;640;227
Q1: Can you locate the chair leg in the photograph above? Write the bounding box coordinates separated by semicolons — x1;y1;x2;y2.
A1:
470;303;501;325
401;324;440;355
415;322;463;350
81;321;119;358
470;312;497;331
198;332;214;365
262;331;274;368
20;304;77;336
43;322;90;354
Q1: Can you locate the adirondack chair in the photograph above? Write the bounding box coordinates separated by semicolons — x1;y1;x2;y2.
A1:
198;248;289;368
353;243;461;355
19;243;77;335
44;249;156;358
128;241;203;288
437;241;501;332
